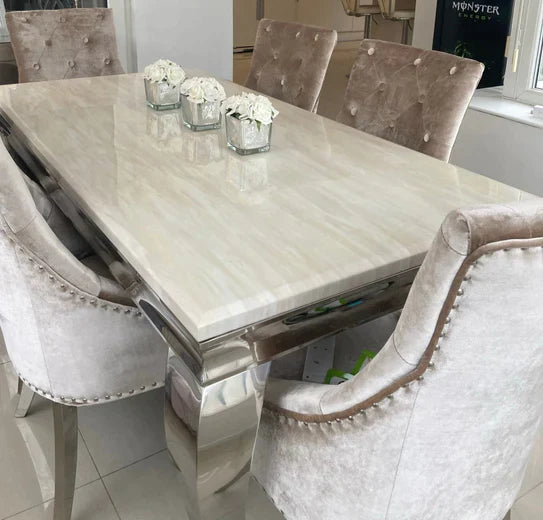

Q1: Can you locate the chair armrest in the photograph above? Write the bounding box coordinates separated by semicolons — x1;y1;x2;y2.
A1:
264;378;330;416
264;336;416;420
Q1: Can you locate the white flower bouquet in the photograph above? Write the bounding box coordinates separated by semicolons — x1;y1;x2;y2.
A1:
144;59;186;87
180;77;226;104
143;59;186;111
179;77;227;131
222;92;279;155
222;92;279;127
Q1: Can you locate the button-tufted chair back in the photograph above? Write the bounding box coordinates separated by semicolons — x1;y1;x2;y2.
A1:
254;198;543;519
245;19;337;112
0;141;166;404
6;8;124;83
337;39;484;161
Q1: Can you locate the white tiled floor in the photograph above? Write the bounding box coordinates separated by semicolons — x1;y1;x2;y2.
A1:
1;341;542;519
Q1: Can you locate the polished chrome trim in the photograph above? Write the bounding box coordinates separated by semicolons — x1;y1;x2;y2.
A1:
131;267;415;385
165;350;270;520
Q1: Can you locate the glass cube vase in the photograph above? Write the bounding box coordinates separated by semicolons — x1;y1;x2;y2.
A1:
144;78;181;111
225;115;272;155
180;95;222;131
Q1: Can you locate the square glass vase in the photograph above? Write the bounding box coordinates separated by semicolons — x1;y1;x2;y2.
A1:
180;95;222;131
225;115;272;155
145;78;181;111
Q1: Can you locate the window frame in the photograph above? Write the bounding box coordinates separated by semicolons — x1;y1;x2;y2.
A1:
503;0;543;105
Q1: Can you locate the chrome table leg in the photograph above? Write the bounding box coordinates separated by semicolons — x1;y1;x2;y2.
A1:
53;403;78;520
165;353;270;520
15;382;35;418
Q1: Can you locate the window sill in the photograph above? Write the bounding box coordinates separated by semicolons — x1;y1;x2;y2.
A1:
468;87;543;130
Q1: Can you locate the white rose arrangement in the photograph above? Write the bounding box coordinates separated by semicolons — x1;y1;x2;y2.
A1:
180;77;227;104
144;59;186;87
222;92;279;127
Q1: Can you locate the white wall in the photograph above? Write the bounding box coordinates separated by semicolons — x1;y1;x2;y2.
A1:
451;111;543;196
110;0;233;80
412;0;437;49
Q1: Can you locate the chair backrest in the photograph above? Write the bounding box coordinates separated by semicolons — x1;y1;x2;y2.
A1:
0;141;138;396
245;19;337;112
337;39;484;161
6;8;124;83
321;199;543;519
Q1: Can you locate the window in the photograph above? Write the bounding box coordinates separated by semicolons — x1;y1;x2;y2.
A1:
535;24;543;89
503;0;543;104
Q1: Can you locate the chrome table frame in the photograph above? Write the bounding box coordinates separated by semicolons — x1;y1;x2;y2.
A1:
3;122;416;519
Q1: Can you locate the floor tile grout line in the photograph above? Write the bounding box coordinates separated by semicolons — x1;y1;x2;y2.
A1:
0;478;102;520
101;448;168;479
78;425;122;517
78;426;101;477
515;480;543;502
0;399;101;520
99;479;122;520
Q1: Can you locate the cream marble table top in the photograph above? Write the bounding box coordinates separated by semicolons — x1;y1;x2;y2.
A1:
0;73;532;342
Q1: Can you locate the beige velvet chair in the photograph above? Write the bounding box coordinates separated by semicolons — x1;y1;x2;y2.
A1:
337;39;484;162
0;141;167;520
245;19;337;112
253;199;543;520
6;7;124;83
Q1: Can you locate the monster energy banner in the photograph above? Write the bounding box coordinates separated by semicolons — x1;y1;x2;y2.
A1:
433;0;514;88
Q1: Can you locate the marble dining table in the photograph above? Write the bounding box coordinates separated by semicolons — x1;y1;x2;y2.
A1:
0;72;532;519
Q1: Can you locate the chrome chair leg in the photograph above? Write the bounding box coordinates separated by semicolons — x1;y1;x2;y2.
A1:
503;511;511;520
401;19;410;44
15;382;35;418
53;403;78;520
364;15;372;39
17;376;23;395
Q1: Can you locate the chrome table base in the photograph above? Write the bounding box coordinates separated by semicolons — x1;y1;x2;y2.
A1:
165;355;269;519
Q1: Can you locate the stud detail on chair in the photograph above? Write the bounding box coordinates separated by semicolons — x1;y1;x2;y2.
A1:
245;19;337;112
5;8;124;83
337;39;484;162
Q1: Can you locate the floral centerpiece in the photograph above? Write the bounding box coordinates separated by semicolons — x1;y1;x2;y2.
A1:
143;59;186;111
222;92;279;155
179;77;227;131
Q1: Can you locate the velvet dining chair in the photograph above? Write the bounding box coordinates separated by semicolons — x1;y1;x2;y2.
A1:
0;141;167;520
337;39;484;162
245;19;337;112
252;199;543;520
6;7;124;83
